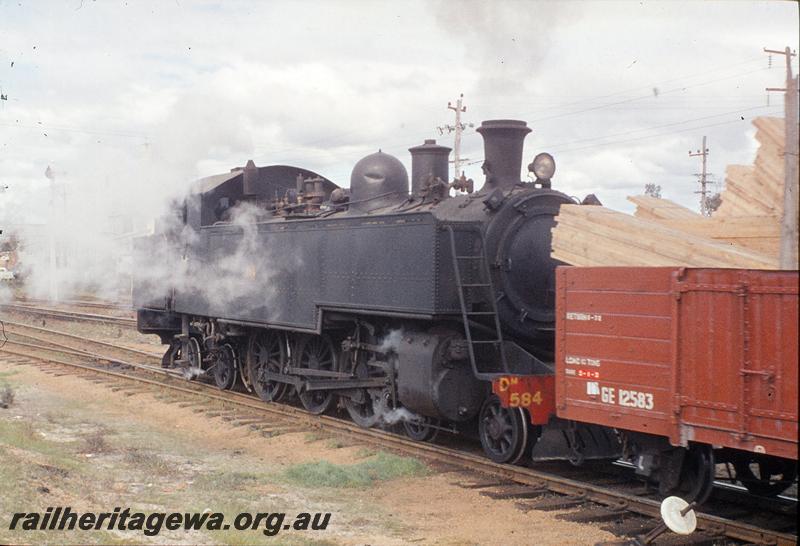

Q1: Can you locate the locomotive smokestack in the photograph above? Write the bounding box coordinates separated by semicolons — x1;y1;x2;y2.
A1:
476;120;531;191
408;139;451;195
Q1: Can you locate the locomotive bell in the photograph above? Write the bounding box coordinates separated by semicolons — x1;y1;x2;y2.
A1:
349;150;409;212
476;119;531;192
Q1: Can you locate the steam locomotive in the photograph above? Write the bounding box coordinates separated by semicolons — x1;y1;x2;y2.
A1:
133;119;618;465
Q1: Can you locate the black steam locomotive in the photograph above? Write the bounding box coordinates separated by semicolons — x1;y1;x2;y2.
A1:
134;119;617;464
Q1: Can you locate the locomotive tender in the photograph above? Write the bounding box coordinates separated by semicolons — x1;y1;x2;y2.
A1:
134;118;618;465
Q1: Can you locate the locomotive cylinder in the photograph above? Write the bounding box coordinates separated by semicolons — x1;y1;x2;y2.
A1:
396;332;484;422
408;139;451;195
476;119;531;191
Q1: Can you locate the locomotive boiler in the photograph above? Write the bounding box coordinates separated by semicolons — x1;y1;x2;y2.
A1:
134;119;618;464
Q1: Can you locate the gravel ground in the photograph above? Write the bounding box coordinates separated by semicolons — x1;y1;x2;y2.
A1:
0;349;615;545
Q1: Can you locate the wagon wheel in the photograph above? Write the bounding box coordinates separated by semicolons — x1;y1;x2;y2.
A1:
478;395;528;464
403;416;440;442
213;343;237;390
668;445;715;503
247;330;288;402
513;408;541;465
297;334;337;415
733;457;797;497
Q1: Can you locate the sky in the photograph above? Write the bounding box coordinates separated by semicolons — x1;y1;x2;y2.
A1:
0;0;798;228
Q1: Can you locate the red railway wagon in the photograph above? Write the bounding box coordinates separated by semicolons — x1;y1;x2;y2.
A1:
555;266;798;500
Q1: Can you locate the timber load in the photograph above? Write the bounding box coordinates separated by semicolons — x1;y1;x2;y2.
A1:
551;116;788;269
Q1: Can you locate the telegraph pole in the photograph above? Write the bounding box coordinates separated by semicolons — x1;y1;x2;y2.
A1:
437;94;473;180
689;136;711;216
764;46;799;269
449;94;466;179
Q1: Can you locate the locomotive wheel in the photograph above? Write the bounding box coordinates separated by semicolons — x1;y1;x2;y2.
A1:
247;331;287;403
182;337;203;378
403;416;440;442
478;395;528;464
733;457;797;497
344;389;381;428
297;334;337;415
213;343;237;390
343;361;382;428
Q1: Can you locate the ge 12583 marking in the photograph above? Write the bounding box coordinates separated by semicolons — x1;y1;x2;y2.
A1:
592;384;654;410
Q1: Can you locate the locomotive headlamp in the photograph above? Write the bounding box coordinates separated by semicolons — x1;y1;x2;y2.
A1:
529;152;556;182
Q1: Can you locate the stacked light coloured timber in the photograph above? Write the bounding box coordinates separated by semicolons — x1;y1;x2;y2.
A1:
628;195;701;221
551;204;779;269
628;195;780;256
715;117;785;218
552;116;787;269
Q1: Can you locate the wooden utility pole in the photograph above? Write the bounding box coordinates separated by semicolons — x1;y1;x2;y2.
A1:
448;94;466;178
765;47;799;269
689;136;711;216
438;94;472;180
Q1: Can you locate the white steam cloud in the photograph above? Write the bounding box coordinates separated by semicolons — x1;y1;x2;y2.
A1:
377;329;404;354
431;0;574;94
133;200;303;318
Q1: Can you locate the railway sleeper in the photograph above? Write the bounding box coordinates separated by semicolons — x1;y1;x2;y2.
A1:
601;517;659;538
480;486;549;500
451;480;508;490
230;418;270;428
556;506;628;524
519;493;589;511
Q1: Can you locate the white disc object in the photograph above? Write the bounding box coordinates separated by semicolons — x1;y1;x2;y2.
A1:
660;496;697;535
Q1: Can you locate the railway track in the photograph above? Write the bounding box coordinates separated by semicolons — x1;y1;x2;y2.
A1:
1;320;161;366
0;324;795;546
14;297;133;312
0;302;136;327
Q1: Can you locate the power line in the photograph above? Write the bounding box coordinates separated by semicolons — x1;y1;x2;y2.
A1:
0;120;148;139
466;56;767;107
527;67;772;124
548;108;782;154
542;104;774;150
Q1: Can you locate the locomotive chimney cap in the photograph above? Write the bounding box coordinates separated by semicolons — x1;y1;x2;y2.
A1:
476;119;531;134
408;139;451;154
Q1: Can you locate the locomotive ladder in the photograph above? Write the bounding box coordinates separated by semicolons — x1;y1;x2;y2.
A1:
445;225;509;380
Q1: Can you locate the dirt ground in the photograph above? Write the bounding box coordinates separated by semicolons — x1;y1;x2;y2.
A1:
0;350;615;545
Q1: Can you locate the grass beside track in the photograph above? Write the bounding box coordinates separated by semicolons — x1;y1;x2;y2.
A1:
284;452;430;488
